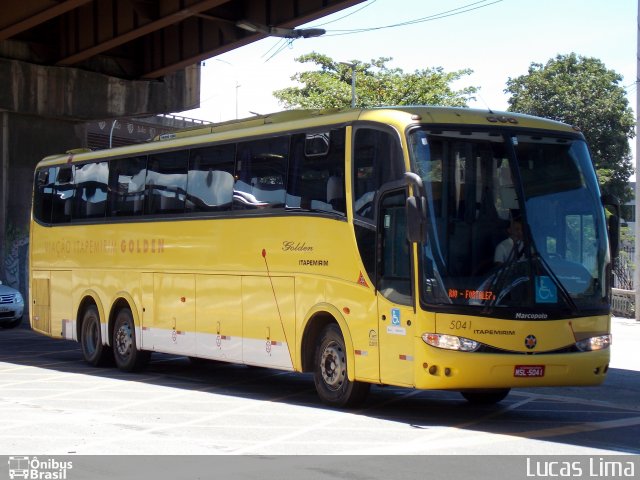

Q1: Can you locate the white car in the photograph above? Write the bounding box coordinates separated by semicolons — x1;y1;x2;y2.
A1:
0;281;24;329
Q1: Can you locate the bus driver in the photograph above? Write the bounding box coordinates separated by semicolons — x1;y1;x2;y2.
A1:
494;217;524;265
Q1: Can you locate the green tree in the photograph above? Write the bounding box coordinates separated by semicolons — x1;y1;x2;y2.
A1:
505;53;635;203
273;52;478;109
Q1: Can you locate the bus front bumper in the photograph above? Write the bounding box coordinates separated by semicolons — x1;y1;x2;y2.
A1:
413;340;610;390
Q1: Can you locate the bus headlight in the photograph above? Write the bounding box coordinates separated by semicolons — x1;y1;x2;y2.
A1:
575;334;611;352
421;333;480;352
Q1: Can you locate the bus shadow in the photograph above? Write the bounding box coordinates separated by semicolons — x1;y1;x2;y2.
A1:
2;325;639;455
359;377;640;455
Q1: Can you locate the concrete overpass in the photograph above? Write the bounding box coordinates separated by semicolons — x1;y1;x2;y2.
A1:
0;0;364;291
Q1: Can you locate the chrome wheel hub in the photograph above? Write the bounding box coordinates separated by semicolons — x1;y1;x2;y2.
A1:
115;323;133;357
320;341;345;390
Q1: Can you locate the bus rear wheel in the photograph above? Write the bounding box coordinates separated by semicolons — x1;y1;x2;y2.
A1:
112;307;149;372
460;388;510;404
313;324;369;408
80;305;113;367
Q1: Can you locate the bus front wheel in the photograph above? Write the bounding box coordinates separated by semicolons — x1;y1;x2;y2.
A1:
313;324;369;408
112;307;149;372
80;305;113;367
460;388;510;404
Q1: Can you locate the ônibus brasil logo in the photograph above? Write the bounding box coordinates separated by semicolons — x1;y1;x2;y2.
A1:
8;456;73;480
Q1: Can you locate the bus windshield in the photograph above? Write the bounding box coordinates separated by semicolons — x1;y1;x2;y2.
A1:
409;128;610;317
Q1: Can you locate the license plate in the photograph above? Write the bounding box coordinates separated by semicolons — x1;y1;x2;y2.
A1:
0;307;9;313
514;365;545;377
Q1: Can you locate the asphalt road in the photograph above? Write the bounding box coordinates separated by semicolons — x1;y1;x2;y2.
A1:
0;317;638;456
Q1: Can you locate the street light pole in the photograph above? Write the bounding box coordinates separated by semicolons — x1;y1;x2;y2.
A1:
215;58;240;119
340;62;357;108
350;65;356;108
109;119;118;148
235;81;241;120
635;0;640;321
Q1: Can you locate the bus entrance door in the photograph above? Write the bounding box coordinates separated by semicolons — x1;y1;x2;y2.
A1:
377;189;415;387
378;297;415;387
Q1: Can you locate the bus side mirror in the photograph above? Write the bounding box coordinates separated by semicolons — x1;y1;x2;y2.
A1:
406;196;426;243
404;172;426;243
602;193;620;259
608;214;620;259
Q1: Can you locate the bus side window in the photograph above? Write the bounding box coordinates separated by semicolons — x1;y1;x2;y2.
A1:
108;156;147;217
186;144;235;212
74;162;109;219
33;167;56;223
353;127;404;221
235;136;289;209
379;190;412;305
146;150;188;215
51;166;75;223
287;127;346;214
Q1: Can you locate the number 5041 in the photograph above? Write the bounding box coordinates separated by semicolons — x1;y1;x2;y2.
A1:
449;320;470;330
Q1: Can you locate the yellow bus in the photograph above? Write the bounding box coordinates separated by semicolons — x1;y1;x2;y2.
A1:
29;107;618;407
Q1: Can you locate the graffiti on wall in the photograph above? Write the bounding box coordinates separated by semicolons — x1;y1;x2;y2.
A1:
3;223;29;295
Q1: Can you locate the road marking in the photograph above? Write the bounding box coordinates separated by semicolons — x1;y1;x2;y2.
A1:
230;389;425;454
513;415;640;439
349;392;640;455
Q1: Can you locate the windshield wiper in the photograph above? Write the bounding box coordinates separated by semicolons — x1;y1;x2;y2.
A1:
484;240;579;314
485;242;526;310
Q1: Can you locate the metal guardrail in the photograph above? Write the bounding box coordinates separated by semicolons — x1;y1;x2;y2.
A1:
612;288;635;318
156;114;212;128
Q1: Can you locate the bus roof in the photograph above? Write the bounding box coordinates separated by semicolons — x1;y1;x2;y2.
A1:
38;106;579;167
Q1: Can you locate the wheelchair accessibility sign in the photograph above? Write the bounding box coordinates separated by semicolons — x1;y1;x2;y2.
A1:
391;308;401;326
386;308;406;336
535;276;557;304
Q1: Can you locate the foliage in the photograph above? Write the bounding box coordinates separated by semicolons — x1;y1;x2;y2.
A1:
273;53;478;110
505;53;635;203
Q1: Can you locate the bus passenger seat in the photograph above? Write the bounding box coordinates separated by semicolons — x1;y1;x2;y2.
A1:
85;200;105;217
160;194;184;212
326;175;345;212
64;198;73;218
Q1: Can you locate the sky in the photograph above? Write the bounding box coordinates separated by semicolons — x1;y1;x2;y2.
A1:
178;0;637;130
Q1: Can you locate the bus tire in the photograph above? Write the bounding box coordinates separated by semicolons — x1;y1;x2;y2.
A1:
313;323;369;408
80;305;113;367
460;388;510;404
112;307;149;372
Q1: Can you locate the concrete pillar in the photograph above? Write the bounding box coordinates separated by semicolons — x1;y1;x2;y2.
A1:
0;113;86;294
0;113;8;284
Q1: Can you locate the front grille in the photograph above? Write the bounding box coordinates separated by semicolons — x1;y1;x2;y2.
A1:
477;344;579;354
0;294;15;304
0;311;16;318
